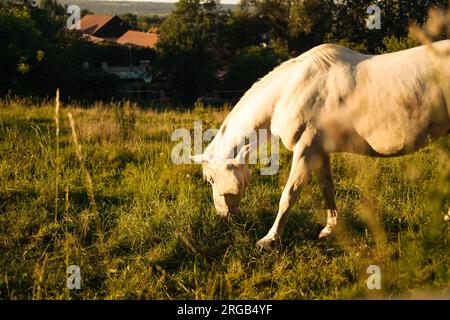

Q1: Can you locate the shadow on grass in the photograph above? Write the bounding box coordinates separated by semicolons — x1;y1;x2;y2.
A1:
0;189;40;214
68;190;124;208
153;217;237;273
0;189;126;238
0;118;54;136
153;206;343;273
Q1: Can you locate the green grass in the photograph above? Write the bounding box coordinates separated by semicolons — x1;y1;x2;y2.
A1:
0;99;448;299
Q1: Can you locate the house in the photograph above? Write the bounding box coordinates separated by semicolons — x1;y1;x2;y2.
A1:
116;30;159;49
80;14;160;49
80;14;130;42
79;14;164;103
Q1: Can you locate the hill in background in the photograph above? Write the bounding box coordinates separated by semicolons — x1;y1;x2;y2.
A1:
57;0;236;16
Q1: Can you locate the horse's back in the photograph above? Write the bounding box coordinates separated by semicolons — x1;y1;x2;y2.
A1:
271;44;369;150
250;41;449;156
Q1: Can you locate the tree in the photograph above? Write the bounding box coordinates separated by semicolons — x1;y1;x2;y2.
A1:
251;0;334;55
252;0;289;50
224;6;268;55
328;0;448;53
39;0;66;16
137;15;166;33
288;0;334;54
222;46;285;92
0;7;44;95
121;13;138;30
0;3;119;99
156;0;225;104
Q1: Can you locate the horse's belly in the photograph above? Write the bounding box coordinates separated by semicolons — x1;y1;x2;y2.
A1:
349;49;450;156
352;106;449;156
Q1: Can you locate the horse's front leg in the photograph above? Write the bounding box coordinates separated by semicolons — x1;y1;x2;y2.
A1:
256;139;314;251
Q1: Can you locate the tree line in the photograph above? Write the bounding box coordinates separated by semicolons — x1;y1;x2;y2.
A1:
0;0;448;105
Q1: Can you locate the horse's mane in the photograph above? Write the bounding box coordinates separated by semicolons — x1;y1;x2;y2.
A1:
298;44;354;70
233;44;353;107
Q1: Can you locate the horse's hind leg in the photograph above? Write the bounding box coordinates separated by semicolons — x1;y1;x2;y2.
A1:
314;152;338;239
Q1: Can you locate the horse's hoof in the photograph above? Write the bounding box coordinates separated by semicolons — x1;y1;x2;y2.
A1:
256;237;276;252
318;226;332;239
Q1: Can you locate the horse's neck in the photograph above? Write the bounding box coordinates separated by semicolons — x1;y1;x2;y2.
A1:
206;121;259;161
206;103;271;161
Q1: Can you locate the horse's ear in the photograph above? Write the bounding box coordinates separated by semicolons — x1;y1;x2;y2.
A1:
234;143;254;164
190;153;209;164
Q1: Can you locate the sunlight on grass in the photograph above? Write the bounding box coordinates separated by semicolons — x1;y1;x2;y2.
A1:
0;97;448;299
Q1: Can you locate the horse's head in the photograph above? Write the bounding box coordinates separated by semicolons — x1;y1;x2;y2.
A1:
191;145;252;218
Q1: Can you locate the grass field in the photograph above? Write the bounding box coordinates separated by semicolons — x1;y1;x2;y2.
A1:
0;98;448;299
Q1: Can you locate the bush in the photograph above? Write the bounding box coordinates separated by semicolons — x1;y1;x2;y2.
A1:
379;34;421;53
222;46;287;93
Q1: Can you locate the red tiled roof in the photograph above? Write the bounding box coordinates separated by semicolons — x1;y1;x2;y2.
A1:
116;30;159;48
80;14;115;35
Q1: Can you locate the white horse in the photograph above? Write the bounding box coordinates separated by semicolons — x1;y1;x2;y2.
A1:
191;40;450;251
